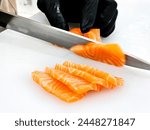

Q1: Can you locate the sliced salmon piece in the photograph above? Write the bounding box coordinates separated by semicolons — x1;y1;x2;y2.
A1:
32;71;84;102
70;28;101;42
55;64;103;91
84;28;101;42
69;28;125;67
70;28;83;36
63;61;124;88
45;67;98;94
70;43;125;67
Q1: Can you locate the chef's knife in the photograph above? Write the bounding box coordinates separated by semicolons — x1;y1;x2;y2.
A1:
0;10;150;70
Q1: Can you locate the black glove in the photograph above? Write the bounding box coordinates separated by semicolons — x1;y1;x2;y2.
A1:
37;0;118;37
94;0;118;37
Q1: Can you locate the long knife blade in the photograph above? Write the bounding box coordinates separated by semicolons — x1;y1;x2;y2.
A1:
0;10;150;70
0;10;96;48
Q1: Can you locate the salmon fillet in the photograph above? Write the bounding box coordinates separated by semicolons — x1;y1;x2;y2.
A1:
32;71;84;102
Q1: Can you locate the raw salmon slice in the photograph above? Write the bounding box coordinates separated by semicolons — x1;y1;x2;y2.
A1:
69;28;125;67
70;28;101;42
45;67;98;94
84;28;101;42
70;43;125;67
32;71;84;102
70;28;83;36
63;61;124;88
55;64;103;91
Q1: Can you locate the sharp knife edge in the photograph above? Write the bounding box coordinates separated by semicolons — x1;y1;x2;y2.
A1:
0;10;150;70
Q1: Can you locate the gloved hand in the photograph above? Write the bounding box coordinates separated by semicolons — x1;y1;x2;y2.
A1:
37;0;118;37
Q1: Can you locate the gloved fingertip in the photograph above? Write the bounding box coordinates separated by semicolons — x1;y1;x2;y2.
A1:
52;17;69;31
81;25;91;33
80;0;99;33
58;22;69;31
81;21;94;33
101;24;115;37
48;19;69;31
80;13;96;33
44;10;69;31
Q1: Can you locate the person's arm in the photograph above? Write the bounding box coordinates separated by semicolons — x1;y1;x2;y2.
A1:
0;0;17;14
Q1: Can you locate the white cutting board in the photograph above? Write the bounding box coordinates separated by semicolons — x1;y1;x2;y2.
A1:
0;0;150;113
